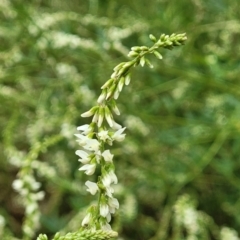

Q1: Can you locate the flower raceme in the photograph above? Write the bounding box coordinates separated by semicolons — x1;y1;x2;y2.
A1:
75;33;187;233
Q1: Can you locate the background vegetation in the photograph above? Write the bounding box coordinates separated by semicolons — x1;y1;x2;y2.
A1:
1;0;240;239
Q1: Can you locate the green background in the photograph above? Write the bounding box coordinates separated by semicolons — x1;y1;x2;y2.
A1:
1;0;240;239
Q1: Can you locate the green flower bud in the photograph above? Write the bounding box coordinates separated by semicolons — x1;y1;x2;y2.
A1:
113;62;126;72
145;59;154;68
128;51;139;58
125;73;131;85
140;46;149;51
131;46;141;52
101;78;114;89
149;34;157;42
118;77;125;92
114;89;120;100
160;33;166;41
106;83;116;99
36;234;48;240
153;50;163;59
140;56;146;67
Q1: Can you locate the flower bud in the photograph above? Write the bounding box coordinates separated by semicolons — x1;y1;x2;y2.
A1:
153;50;163;59
140;46;149;51
128;51;138;58
104;106;113;127
149;34;157;42
125;73;131;85
131;46;141;52
118;77;125;91
81;106;99;118
97;89;107;104
101;78;114;89
140;56;145;67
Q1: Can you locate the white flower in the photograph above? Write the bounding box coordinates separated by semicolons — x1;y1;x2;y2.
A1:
12;179;23;191
109;170;118;184
102;170;118;187
98;130;110;142
112;127;126;142
32;191;45;201
76;150;91;164
100;203;109;217
102;174;112;187
77;124;92;135
102;150;114;162
85;139;100;152
85;181;99;195
79;164;96;175
81;106;98;117
106;212;111;222
105;186;114;198
108;197;119;213
75;133;89;145
101;223;112;231
26;202;38;214
82;213;91;226
111;120;122;130
23;175;41;190
76;137;100;153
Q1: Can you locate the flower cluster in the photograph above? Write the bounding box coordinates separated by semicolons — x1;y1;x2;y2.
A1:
76;32;187;232
76;121;126;229
12;175;45;238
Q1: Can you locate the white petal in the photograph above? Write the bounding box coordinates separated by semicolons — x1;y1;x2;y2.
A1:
79;164;96;175
81;107;97;117
102;174;112;187
104;107;113;127
106;212;111;222
12;179;23;191
83;139;100;152
76;150;88;158
97;114;104;127
75;134;88;145
102;150;114;162
100;203;109;217
85;181;99;195
98;130;110;142
77;124;92;135
82;213;91;226
109;170;118;184
97;90;107;104
105;186;114;198
108;197;119;212
101;223;112;231
111;120;122;130
112;127;126;141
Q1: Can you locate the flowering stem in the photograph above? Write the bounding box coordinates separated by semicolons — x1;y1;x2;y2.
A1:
75;32;187;234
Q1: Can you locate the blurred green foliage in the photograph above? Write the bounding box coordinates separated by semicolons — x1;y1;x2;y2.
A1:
1;0;240;239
